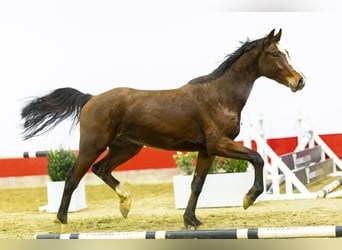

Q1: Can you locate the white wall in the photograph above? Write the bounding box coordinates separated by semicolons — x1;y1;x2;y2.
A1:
0;1;341;155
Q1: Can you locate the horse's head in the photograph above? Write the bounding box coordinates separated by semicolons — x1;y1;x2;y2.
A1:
258;29;305;92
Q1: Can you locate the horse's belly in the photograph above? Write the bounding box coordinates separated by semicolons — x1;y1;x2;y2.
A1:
145;138;206;152
119;126;206;152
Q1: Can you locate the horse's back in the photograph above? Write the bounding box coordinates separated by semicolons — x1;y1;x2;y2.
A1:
83;86;186;115
79;86;206;150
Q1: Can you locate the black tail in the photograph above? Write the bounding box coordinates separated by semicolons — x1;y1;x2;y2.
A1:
21;87;93;140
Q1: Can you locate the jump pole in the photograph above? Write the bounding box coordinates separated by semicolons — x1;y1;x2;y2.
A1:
0;150;48;159
326;189;342;199
35;225;342;239
316;177;342;198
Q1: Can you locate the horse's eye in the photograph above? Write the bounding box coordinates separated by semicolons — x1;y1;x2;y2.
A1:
272;52;280;57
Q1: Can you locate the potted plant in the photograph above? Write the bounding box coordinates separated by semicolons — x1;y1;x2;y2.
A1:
172;152;254;208
42;147;87;212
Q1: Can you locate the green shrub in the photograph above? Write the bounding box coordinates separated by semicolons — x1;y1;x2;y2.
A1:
173;152;197;175
47;147;77;181
221;158;249;173
173;151;248;175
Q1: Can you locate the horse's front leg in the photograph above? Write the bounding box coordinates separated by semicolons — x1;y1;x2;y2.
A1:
242;149;265;210
207;137;265;210
183;151;214;230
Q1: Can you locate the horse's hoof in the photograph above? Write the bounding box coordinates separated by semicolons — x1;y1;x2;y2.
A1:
116;184;131;218
119;196;131;219
54;218;70;233
183;217;203;230
243;194;253;210
243;185;262;210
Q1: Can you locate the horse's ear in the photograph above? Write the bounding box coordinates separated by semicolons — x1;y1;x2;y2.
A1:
263;29;281;47
268;29;276;39
274;29;282;42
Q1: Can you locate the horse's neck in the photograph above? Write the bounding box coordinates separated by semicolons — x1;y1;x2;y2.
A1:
215;51;260;110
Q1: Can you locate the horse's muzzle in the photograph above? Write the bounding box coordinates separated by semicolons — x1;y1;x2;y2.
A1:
290;76;305;92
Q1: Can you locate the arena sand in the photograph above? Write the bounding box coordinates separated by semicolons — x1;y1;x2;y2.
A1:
1;178;342;239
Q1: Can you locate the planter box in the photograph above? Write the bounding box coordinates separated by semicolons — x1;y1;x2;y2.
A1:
45;179;87;212
173;171;254;208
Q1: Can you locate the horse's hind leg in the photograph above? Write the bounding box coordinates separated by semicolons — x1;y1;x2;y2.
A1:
56;146;104;232
92;141;142;218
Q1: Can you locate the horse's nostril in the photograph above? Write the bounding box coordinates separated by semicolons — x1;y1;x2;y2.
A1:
298;77;305;89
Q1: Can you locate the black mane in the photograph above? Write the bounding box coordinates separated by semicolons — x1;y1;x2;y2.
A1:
188;37;264;84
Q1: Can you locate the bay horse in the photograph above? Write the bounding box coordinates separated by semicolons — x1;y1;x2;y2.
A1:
21;29;305;232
